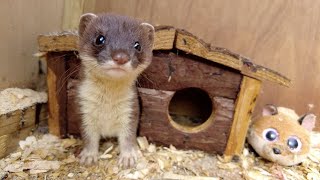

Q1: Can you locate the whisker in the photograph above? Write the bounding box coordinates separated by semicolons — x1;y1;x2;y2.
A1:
47;53;71;63
87;64;99;73
57;64;82;94
136;79;141;87
57;61;100;95
58;63;81;83
46;53;80;95
140;73;156;89
142;74;154;84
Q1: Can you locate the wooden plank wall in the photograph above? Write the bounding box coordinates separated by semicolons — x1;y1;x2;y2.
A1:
0;0;64;89
94;0;320;130
62;0;96;30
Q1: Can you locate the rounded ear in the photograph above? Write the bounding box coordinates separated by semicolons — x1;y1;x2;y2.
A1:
299;113;316;131
140;23;155;43
79;13;97;37
262;104;278;116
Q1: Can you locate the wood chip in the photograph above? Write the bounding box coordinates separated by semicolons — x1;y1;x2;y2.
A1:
100;154;112;159
19;136;37;150
163;172;219;180
1;130;319;179
243;170;273;180
23;160;60;172
67;172;74;178
4;162;24;172
61;138;77;148
147;143;156;153
137;136;149;150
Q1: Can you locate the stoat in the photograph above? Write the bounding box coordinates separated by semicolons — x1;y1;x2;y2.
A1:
77;13;154;168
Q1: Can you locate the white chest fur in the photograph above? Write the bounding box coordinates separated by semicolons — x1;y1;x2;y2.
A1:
78;76;135;137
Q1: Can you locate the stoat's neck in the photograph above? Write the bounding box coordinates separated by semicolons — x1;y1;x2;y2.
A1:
85;69;137;93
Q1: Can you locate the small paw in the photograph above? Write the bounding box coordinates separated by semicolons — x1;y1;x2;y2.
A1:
118;148;142;168
79;148;98;166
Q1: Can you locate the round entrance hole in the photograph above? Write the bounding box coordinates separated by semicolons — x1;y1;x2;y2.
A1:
168;88;213;132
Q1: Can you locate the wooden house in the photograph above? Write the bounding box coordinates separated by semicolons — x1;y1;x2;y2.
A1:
37;26;290;159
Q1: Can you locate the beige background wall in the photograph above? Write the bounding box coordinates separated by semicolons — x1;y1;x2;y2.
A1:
0;0;64;89
94;0;320;129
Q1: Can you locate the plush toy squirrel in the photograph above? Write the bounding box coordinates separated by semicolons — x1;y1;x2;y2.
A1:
247;105;316;166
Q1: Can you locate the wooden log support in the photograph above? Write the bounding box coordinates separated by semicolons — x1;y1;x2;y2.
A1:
224;76;261;159
46;52;69;137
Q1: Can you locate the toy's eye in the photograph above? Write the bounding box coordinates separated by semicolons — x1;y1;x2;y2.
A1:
134;41;141;52
95;35;105;46
262;128;278;142
287;136;302;152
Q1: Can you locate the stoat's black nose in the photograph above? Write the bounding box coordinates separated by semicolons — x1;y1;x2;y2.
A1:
273;148;281;155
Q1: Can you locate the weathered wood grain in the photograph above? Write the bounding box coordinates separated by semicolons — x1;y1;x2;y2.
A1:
154;26;176;50
38;32;79;52
138;51;242;99
0;106;37;158
138;88;236;154
46;52;69;137
36;103;48;124
175;29;290;87
0;135;8;158
0;126;35;158
224;76;261;159
0;106;35;130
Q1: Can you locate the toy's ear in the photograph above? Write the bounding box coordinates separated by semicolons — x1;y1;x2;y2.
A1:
140;22;155;43
298;114;316;131
79;13;97;37
262;104;278;116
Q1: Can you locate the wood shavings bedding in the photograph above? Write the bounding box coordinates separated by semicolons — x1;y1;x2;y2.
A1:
0;88;47;115
0;130;319;179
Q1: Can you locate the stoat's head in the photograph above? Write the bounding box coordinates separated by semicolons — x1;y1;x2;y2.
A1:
78;13;154;79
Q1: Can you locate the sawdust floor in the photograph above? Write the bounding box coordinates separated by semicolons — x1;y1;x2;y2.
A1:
1;129;320;180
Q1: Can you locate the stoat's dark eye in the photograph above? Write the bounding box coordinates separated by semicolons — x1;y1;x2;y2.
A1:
262;128;278;142
134;41;141;52
95;35;105;46
287;136;302;152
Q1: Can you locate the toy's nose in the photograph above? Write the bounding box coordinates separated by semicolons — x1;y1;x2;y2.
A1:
112;52;129;65
273;148;281;155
